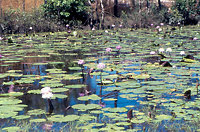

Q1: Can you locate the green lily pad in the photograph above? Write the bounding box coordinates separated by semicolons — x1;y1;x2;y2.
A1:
53;94;68;99
78;94;101;101
14;115;30;120
65;84;86;89
27;90;41;94
2;126;21;131
27;109;46;116
72;104;101;111
52;88;69;93
0;92;24;97
30;118;46;123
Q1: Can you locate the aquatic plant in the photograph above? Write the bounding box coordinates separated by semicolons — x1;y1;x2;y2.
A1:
106;48;112;52
116;45;122;50
158;48;164;53
78;60;85;65
97;63;106;69
41;87;53;99
0;26;200;131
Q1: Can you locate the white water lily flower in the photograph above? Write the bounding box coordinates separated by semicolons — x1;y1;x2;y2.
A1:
180;51;185;55
73;31;77;37
41;87;53;99
159;48;165;53
150;51;156;55
166;48;172;52
66;24;69;27
193;37;198;40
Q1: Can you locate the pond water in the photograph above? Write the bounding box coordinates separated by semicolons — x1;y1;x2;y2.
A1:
1;26;200;131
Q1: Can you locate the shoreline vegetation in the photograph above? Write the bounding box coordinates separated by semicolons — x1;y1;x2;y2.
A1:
0;0;199;34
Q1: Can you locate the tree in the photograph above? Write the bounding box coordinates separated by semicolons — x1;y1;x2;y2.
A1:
114;0;118;17
99;0;104;29
158;0;161;10
43;0;88;25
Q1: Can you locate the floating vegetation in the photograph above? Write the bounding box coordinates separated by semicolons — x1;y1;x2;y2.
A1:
1;26;200;131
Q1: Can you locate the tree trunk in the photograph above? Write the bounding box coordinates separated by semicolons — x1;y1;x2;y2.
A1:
23;0;25;11
34;0;37;8
95;0;100;29
100;0;104;29
88;0;94;29
158;0;161;10
0;0;2;17
196;0;199;7
114;0;118;17
131;0;135;7
139;0;142;27
109;0;112;14
146;0;149;8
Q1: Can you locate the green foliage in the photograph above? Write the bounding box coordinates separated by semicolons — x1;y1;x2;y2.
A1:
120;4;170;27
43;0;88;25
172;0;200;24
0;8;63;34
168;8;184;25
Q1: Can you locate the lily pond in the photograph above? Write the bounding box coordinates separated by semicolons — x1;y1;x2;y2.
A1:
1;26;200;131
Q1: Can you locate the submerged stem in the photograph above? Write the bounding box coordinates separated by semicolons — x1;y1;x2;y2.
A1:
48;99;54;115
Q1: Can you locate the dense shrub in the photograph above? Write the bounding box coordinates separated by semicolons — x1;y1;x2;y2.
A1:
119;4;170;28
43;0;88;25
0;8;65;34
172;0;200;25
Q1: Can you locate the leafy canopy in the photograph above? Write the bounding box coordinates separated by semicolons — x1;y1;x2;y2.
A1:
43;0;88;25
